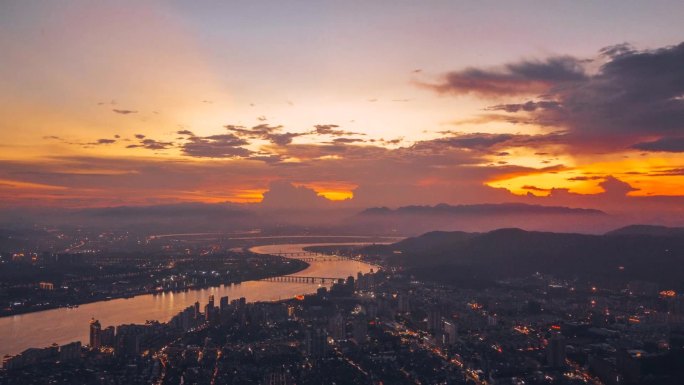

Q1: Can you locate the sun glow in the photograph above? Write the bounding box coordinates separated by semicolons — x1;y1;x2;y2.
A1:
295;181;357;201
487;155;684;197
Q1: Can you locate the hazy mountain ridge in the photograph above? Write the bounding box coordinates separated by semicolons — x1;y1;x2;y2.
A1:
360;203;606;216
79;202;253;218
367;227;684;288
606;224;684;237
353;203;613;234
0;202;613;235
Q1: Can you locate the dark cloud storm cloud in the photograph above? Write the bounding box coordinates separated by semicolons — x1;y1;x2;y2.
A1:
427;56;586;96
430;42;684;152
632;137;684;153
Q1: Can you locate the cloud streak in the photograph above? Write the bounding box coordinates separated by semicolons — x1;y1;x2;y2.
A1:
112;109;138;115
426;56;586;96
181;134;252;158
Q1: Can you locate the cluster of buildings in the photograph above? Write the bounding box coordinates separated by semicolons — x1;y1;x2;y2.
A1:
390;274;684;385
1;342;81;371
2;264;684;384
0;245;302;317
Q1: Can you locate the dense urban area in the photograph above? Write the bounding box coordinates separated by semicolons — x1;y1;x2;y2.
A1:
0;229;308;316
1;226;684;385
3;1;684;384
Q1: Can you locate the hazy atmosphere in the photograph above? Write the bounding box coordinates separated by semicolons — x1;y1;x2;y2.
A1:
2;1;683;231
2;2;684;384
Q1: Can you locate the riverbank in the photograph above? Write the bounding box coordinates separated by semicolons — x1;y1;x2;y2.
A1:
0;256;309;319
0;242;376;358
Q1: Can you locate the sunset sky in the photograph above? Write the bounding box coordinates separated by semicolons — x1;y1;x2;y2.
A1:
1;1;683;213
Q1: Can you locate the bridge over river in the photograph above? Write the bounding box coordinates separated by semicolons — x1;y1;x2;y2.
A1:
0;239;385;358
259;275;343;284
269;251;358;262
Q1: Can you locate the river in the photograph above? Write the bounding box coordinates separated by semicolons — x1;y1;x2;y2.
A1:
0;242;379;358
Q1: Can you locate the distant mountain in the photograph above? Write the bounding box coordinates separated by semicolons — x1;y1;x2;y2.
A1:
366;228;684;288
8;203;260;232
390;230;476;255
606;224;684;237
0;201;615;235
78;202;252;219
352;203;610;235
359;203;605;216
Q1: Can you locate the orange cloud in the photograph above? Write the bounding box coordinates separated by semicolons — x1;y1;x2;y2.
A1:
487;156;684;197
294;181;357;201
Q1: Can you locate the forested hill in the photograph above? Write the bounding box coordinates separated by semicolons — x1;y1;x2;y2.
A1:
365;227;684;288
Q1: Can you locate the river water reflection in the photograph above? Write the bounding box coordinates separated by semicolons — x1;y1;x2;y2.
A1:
0;242;378;357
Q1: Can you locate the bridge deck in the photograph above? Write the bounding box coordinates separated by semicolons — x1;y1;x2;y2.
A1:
259;275;344;284
269;252;356;262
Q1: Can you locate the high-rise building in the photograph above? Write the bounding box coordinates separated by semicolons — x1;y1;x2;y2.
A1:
346;276;355;294
101;326;115;347
352;316;368;344
305;328;328;358
427;306;442;333
89;318;101;349
219;296;229;312
367;269;375;289
356;272;366;291
194;301;201;319
443;320;458;346
547;335;566;368
59;342;81;363
327;313;346;341
115;325;141;357
181;307;194;330
205;296;215;323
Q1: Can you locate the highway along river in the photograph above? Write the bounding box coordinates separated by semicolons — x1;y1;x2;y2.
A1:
0;241;380;358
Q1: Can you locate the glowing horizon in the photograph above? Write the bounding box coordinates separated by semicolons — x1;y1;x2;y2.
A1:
1;1;683;212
